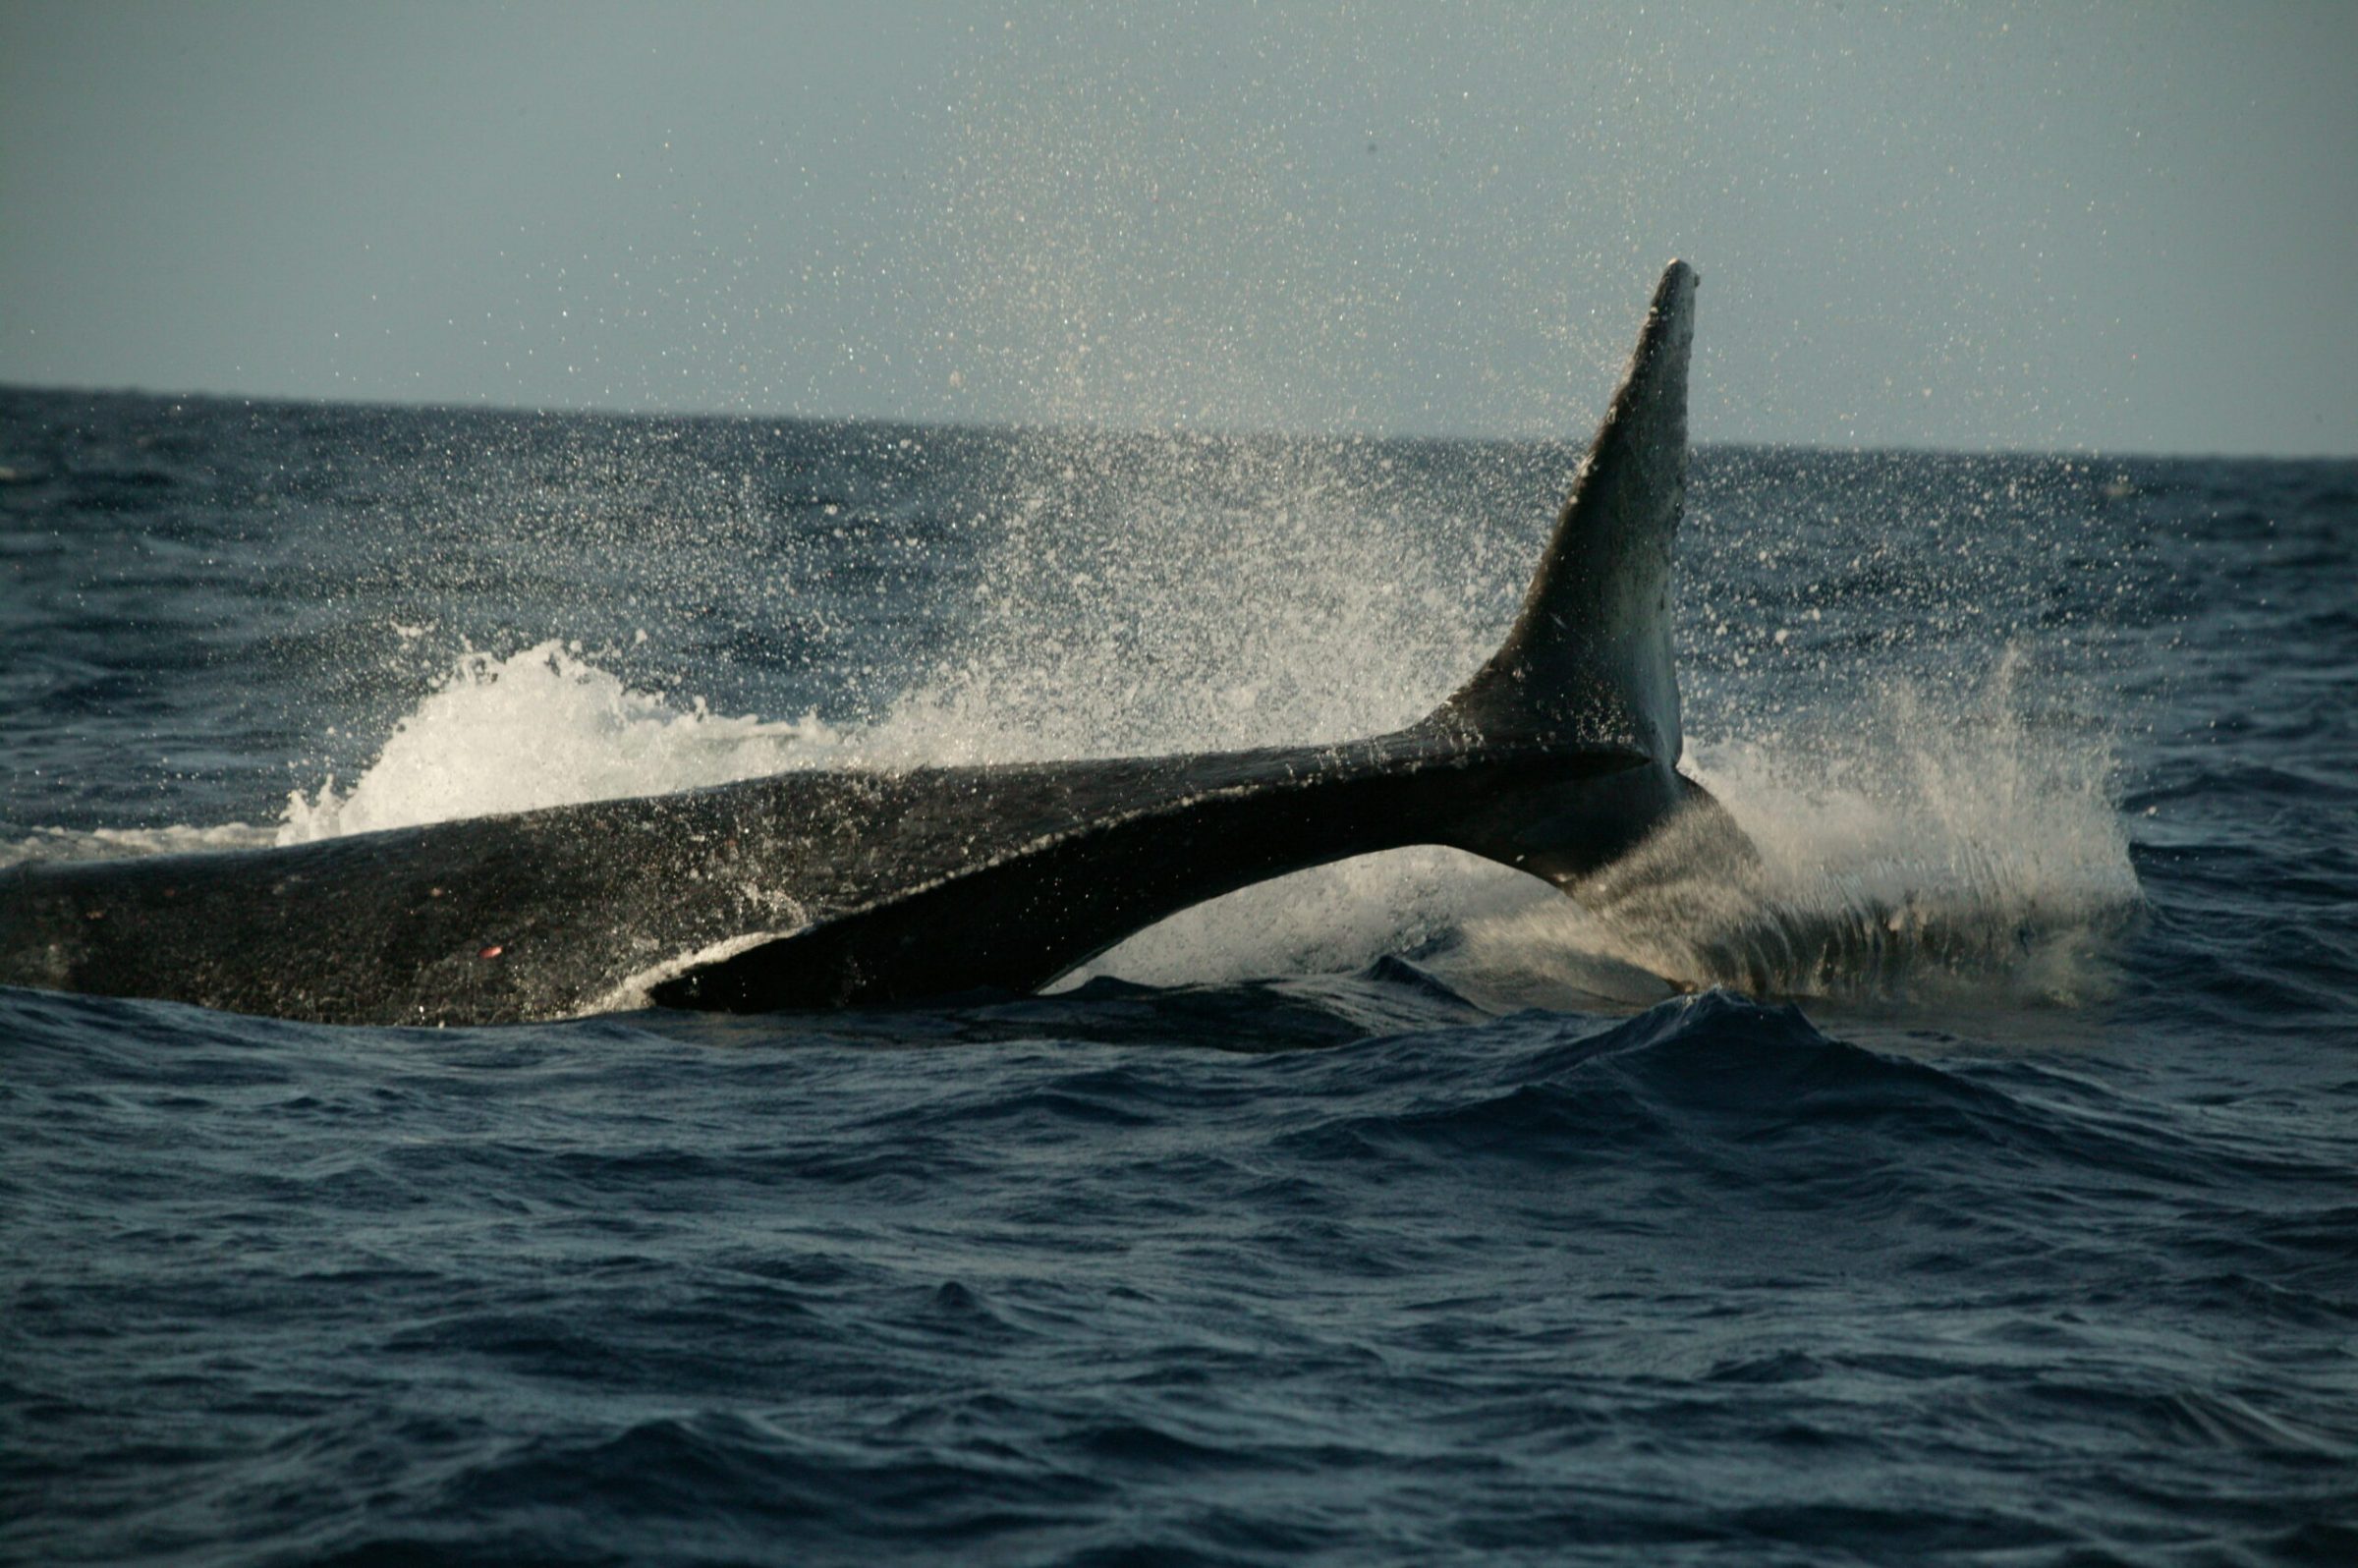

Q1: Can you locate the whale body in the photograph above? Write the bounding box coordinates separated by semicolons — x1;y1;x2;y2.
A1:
1;261;1724;1026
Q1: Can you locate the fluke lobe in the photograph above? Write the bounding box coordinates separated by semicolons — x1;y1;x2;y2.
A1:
2;262;1734;1026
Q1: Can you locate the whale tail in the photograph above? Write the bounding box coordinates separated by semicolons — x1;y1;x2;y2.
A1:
1426;258;1696;763
1418;260;1729;886
0;260;1747;1025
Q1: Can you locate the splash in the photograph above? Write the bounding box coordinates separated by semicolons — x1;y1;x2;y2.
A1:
249;494;2139;1017
1450;649;2143;1012
276;642;843;844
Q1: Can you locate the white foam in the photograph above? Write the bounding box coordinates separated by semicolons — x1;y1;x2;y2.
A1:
274;641;848;844
2;821;277;868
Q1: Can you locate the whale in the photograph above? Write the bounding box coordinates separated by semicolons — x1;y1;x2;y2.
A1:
0;260;1731;1027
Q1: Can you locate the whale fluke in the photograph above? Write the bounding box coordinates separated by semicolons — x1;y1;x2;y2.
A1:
1428;258;1695;763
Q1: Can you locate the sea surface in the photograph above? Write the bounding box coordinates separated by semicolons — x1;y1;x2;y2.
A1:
3;387;2353;1565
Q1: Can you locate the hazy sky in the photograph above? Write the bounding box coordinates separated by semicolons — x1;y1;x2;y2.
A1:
4;1;2353;454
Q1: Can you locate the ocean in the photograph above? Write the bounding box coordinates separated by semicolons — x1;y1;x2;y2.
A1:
3;387;2352;1565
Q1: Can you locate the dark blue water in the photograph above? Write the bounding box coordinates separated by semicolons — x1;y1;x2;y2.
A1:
5;389;2354;1564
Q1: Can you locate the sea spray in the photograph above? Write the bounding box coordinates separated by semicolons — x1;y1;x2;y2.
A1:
862;428;1523;761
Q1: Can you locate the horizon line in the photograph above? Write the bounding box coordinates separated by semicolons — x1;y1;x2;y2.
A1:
3;378;2352;467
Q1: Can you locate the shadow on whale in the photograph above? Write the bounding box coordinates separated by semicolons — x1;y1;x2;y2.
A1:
1;261;1743;1026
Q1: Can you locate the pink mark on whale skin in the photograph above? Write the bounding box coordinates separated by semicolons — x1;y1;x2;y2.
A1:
478;944;505;960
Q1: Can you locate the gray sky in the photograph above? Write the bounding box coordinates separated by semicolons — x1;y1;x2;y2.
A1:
4;1;2353;454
